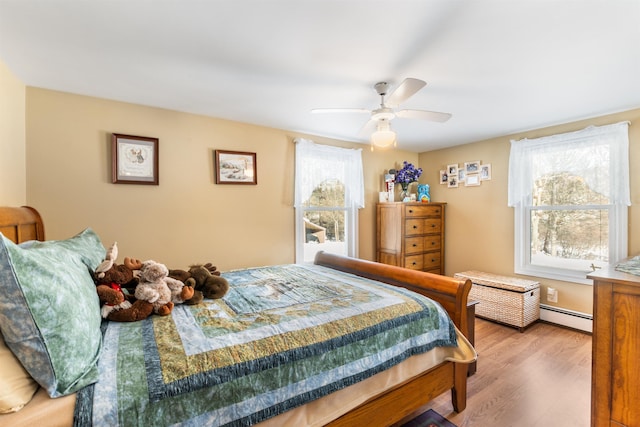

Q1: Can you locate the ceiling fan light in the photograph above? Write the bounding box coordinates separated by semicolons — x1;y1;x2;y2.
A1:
371;119;396;148
371;129;396;148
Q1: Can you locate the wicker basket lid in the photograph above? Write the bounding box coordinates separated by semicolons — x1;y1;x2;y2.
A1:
454;270;540;292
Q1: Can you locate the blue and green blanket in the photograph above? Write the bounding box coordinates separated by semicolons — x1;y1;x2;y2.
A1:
74;264;458;426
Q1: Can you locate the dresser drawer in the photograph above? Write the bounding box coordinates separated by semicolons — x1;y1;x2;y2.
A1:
424;219;441;233
405;255;424;270
405;219;425;235
405;218;441;235
423;252;441;269
404;253;441;271
405;205;442;218
424;235;441;250
405;237;424;253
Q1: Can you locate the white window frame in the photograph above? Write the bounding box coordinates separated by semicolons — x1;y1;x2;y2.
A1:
509;122;630;285
293;139;364;264
514;203;627;285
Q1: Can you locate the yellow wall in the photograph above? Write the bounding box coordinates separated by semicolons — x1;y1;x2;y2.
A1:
11;65;640;315
420;108;640;314
0;61;26;205
24;87;416;270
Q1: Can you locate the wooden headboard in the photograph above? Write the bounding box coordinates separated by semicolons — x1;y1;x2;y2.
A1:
0;206;45;244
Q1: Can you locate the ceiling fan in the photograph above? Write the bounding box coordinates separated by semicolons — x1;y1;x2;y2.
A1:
312;78;451;149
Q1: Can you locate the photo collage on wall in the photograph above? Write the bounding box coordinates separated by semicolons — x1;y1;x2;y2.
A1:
439;161;491;188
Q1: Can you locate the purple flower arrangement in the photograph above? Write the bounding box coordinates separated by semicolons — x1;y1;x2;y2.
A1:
395;161;423;187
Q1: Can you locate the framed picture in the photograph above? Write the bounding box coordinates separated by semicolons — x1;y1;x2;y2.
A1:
215;150;257;185
465;173;480;186
112;133;159;185
458;168;466;183
447;164;458;176
480;164;492;181
447;176;458;188
464;161;480;174
439;170;448;184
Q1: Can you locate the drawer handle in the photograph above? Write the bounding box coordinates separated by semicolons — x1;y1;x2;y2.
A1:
431;258;436;262
409;209;413;213
431;241;436;245
413;225;418;229
431;224;436;228
412;243;417;247
412;261;417;266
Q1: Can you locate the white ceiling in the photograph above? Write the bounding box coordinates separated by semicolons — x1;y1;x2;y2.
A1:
1;0;639;152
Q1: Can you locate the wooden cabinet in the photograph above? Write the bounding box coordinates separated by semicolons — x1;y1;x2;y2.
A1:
588;265;640;427
376;202;445;274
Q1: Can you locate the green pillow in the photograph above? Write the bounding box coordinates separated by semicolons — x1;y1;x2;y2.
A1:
0;228;105;397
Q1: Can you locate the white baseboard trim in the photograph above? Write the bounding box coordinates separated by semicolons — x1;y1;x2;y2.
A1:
540;304;592;333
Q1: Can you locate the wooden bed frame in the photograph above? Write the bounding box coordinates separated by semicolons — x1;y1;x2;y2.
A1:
315;251;472;426
0;206;472;426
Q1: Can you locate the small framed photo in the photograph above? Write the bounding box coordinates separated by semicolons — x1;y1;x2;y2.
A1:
112;133;159;185
465;173;480;186
447;164;458;176
464;161;480;174
439;170;448;184
215;150;257;185
458;168;466;183
480;164;492;181
447;176;459;188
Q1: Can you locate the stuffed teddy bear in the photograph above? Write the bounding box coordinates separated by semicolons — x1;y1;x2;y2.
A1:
94;242;153;322
135;260;175;316
187;264;229;299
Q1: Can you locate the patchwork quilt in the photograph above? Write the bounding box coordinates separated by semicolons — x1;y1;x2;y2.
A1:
74;264;458;427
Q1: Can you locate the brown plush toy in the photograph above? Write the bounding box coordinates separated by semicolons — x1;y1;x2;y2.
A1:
94;243;153;322
135;260;175;316
187;264;229;299
165;276;196;304
167;269;204;305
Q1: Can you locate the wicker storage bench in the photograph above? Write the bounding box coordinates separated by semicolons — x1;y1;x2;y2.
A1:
454;270;540;332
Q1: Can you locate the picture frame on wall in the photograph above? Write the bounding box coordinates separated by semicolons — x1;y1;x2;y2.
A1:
112;133;159;185
215;150;257;185
439;170;448;184
465;173;480;186
464;161;480;174
480;164;492;180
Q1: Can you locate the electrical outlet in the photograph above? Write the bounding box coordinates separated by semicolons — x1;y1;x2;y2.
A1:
547;287;558;303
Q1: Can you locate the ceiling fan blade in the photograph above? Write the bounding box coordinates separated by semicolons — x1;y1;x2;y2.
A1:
396;109;452;123
358;118;378;138
311;108;370;114
385;78;426;107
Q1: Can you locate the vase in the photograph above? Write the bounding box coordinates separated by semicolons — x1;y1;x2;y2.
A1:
400;183;410;201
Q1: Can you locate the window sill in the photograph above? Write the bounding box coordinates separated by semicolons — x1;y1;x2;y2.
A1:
515;265;595;285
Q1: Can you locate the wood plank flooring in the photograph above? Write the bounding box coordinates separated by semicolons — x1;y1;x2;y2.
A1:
404;319;592;427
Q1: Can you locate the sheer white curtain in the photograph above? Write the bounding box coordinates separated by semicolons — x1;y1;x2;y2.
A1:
508;121;630;208
293;138;364;263
294;138;364;209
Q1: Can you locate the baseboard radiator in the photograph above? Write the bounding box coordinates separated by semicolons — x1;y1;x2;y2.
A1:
539;304;592;333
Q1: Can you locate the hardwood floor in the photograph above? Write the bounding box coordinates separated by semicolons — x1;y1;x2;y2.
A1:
417;319;591;426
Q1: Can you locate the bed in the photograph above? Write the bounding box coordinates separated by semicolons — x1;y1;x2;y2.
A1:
0;206;475;426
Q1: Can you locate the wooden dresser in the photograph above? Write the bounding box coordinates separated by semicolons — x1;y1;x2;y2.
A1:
376;202;445;274
588;264;640;427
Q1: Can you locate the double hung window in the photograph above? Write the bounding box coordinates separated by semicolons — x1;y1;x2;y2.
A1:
508;122;630;284
294;139;364;263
